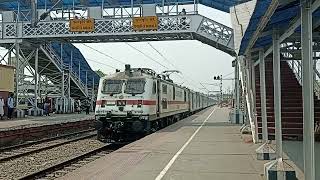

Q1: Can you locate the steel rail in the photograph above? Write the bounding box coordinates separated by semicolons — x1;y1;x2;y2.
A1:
0;132;97;162
18;143;125;180
0;128;95;152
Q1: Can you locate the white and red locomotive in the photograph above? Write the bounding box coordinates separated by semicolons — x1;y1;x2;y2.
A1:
95;65;214;141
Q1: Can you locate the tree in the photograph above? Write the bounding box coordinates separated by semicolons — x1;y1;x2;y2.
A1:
95;69;106;77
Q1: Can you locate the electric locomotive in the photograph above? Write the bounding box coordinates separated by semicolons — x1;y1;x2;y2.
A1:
95;65;214;141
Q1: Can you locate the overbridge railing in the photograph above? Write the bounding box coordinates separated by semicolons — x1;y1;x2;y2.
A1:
0;14;235;56
41;44;88;96
287;60;320;99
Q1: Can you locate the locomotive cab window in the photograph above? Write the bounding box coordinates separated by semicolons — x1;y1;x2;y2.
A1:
125;79;146;94
162;84;167;94
102;80;123;94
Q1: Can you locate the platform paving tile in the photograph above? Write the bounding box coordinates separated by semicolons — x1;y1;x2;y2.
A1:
59;107;269;180
163;170;263;180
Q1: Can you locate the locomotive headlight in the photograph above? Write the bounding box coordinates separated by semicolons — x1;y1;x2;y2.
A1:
106;111;112;118
137;100;142;108
127;111;132;117
139;116;148;120
117;100;126;106
101;100;106;107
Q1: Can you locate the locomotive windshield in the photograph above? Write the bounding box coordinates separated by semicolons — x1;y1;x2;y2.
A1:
125;79;146;94
102;80;123;94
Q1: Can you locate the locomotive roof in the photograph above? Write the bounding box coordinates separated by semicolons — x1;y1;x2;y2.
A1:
102;67;212;98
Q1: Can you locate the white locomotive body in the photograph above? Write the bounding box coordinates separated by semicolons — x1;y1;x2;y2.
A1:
95;65;214;141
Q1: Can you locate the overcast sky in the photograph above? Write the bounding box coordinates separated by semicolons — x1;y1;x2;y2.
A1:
75;5;235;94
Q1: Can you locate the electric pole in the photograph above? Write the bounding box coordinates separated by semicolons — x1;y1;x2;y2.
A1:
213;75;234;107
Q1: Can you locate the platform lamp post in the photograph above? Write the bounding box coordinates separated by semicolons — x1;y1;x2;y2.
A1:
213;75;236;108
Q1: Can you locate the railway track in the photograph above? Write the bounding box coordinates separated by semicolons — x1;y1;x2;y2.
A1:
18;143;124;180
0;118;95;147
0;130;108;180
0;129;95;152
0;129;96;162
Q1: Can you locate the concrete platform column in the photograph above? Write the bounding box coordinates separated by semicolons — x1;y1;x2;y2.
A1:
264;30;296;180
256;49;276;160
301;0;315;179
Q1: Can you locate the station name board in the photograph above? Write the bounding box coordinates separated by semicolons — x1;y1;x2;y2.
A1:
69;18;95;32
132;16;158;31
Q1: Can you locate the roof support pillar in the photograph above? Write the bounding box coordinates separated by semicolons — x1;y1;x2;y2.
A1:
301;0;315;179
255;50;276;161
60;43;63;69
131;0;134;16
8;48;12;65
68;72;71;99
78;61;81;80
234;57;240;124
251;60;256;113
85;70;88;96
34;48;39;109
272;30;283;159
15;42;20;107
31;0;37;27
259;50;268;142
61;71;65;98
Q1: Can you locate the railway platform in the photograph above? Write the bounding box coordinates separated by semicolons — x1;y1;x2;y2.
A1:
59;107;303;180
0;113;94;131
0;113;95;147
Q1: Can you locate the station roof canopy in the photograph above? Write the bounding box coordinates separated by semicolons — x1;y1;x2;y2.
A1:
239;0;320;56
0;0;250;13
51;42;100;87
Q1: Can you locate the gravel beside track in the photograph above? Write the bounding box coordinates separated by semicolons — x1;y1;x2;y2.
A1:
0;132;96;162
0;138;104;179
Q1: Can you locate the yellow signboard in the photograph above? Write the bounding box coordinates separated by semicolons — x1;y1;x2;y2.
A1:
69;18;95;32
0;64;15;92
133;16;158;31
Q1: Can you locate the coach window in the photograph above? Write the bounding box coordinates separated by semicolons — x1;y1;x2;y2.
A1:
184;91;186;102
152;82;156;94
162;84;167;94
173;86;176;100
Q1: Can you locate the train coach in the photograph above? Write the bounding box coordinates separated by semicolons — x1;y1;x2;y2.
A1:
95;65;215;141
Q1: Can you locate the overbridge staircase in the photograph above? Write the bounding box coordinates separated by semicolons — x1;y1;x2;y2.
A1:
26;44;88;98
255;61;320;140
